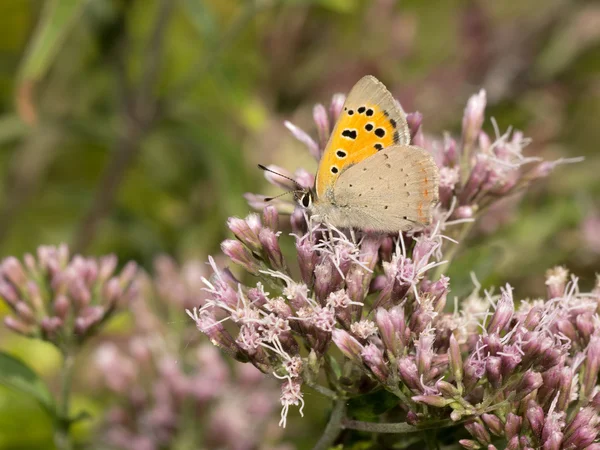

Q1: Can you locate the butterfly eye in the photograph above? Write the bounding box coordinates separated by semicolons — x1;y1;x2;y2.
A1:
301;193;312;208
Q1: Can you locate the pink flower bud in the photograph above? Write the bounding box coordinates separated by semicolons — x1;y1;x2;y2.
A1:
4;316;34;335
545;266;568;299
329;93;345;123
313;103;330;151
458;439;480;450
485;356;502;389
481;414;503;436
53;294;70;319
1;257;27;288
119;261;137;287
332;329;363;365
525;400;544;440
515;371;543;402
361;343;389;382
221;239;259;275
258;228;285;270
583;335;600;399
465;420;491;445
0;280;19;306
227;216;261;250
397;357;420;391
487;284;514;333
262;205;279;231
462;89;486;152
505;413;522;439
284;121;319;160
15;301;35;323
406;112;422;141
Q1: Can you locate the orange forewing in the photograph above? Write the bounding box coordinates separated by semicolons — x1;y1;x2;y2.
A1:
316;103;401;198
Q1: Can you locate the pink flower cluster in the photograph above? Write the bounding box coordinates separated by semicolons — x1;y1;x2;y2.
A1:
0;244;137;349
95;257;287;450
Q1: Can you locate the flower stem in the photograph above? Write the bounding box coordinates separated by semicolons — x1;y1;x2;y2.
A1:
342;418;455;434
54;351;75;450
312;399;346;450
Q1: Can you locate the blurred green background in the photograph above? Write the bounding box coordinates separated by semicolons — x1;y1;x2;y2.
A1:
0;0;599;448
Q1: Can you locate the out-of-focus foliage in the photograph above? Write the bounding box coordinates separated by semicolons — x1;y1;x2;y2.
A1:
0;0;598;448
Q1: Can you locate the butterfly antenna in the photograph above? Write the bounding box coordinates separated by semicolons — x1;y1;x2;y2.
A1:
257;164;302;189
264;190;301;202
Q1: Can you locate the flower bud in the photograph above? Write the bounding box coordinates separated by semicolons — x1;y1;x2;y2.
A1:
449;333;463;383
262;205;279;231
332;329;364;365
525;400;544;440
258;228;285;271
485;356;502;389
313;103;330;150
313;262;334;303
515;371;543;402
296;236;316;286
376;307;401;356
284;121;319;160
15;301;35;323
3;316;34;336
461;89;486;153
329;94;345;123
505;413;522;439
361;343;389;383
545;266;568;299
487;285;514;333
221;239;259;275
1;257;27;288
406;112;422;141
227;216;261;251
458;439;481;450
0;280;19;306
465;420;491;445
412;395;451;408
481;414;503;436
397;357;420;391
583;335;600;398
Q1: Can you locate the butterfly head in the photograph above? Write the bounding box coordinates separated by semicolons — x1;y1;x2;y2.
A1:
294;189;313;210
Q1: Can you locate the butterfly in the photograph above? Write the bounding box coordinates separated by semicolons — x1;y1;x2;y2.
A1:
266;76;439;232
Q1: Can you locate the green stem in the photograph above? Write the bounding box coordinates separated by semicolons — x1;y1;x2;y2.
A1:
305;381;337;399
312;399;347;450
342;418;456;434
54;351;75;450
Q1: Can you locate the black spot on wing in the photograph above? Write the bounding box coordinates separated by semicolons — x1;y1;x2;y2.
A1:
389;118;397;128
342;129;357;139
375;128;386;138
374;143;383;150
357;106;366;114
331;166;339;174
366;108;374;117
365;123;374;132
393;131;400;143
336;150;347;158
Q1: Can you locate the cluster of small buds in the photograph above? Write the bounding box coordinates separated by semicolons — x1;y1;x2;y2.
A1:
189;202;454;426
0;244;137;349
95;257;285;450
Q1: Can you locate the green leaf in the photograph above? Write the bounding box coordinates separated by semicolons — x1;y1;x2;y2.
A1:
347;389;399;421
0;351;55;417
18;0;85;83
